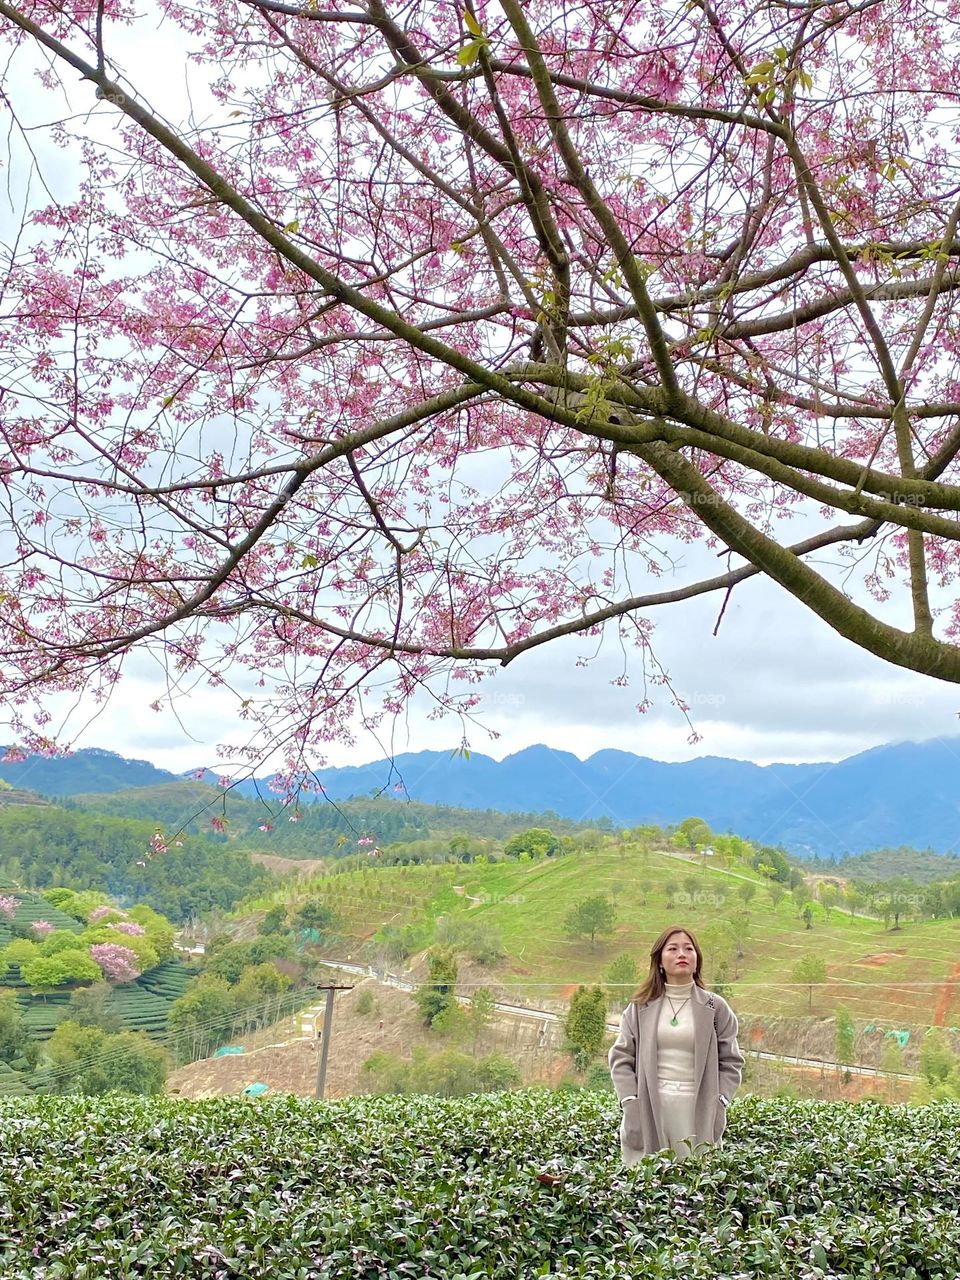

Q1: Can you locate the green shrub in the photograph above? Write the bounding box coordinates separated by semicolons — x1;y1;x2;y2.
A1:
1;1094;960;1275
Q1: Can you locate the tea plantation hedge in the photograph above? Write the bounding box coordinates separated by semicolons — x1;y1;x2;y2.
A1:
1;1090;958;1278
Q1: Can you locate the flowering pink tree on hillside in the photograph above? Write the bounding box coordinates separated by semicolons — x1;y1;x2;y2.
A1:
0;897;18;921
2;1;960;771
88;906;125;924
113;922;147;937
89;943;142;984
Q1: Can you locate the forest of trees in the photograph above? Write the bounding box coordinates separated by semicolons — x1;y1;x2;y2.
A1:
66;786;596;853
0;807;274;923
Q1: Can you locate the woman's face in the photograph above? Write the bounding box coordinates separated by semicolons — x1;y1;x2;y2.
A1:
661;932;697;982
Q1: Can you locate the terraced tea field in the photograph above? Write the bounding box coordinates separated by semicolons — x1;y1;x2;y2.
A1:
3;958;194;1042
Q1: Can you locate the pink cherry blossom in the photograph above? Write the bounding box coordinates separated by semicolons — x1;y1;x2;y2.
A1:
0;0;958;782
89;943;141;984
89;905;123;923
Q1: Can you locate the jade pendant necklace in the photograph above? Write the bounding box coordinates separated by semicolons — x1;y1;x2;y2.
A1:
665;992;690;1026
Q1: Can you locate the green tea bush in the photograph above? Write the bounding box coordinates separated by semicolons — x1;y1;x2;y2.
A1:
0;1092;958;1277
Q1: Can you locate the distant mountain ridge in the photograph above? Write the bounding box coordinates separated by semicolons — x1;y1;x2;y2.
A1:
2;737;959;858
0;747;177;795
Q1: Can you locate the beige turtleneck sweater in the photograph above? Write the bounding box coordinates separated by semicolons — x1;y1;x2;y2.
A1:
656;978;696;1083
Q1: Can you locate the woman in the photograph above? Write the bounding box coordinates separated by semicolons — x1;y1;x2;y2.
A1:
608;925;744;1164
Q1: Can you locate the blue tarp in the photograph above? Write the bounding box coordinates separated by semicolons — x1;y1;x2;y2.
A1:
243;1082;269;1096
214;1046;245;1057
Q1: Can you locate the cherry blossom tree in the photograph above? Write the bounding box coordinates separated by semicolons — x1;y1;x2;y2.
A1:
113;921;147;937
89;943;142;984
2;0;960;777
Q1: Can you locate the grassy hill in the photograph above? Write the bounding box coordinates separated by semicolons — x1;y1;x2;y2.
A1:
236;844;960;1032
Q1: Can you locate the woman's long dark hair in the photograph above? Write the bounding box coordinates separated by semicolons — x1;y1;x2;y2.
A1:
630;924;706;1005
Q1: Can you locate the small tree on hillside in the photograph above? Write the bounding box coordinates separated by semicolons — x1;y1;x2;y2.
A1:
22;950;101;994
565;985;607;1071
414;946;459;1028
41;1021;168;1097
605;953;639;1010
167;976;236;1063
292;899;337;938
914;1028;960;1102
730;910;750;968
468;987;496;1051
793;955;827;1012
880;1037;905;1103
677;818;712;850
792;884;812;914
818;882;840;919
834;1006;855;1083
700;920;737;983
0;992;39;1070
258;905;288;936
712;962;733;1001
67;982;124;1034
737;882;757;908
503;828;560;860
563;895;616;947
431;999;467;1039
434;914;505;966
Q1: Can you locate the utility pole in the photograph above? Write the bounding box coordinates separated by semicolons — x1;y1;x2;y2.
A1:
315;983;353;1099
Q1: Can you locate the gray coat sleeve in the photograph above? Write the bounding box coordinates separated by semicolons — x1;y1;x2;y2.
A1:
716;997;746;1100
607;1002;639;1103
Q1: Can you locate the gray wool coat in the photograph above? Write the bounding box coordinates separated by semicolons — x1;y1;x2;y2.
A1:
608;984;745;1159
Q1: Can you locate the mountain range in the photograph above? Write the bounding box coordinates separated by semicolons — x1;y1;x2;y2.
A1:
1;737;958;859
